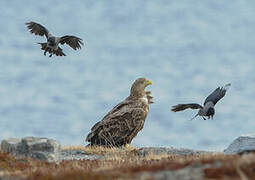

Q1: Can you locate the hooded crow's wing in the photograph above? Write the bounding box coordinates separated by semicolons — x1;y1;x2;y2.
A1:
204;83;231;106
171;103;203;112
59;36;84;50
38;43;53;54
38;43;47;51
26;22;50;39
53;47;66;56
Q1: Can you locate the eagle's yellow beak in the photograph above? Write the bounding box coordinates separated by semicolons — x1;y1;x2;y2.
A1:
147;80;153;85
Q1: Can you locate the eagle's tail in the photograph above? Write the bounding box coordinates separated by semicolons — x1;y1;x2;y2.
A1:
86;130;125;147
86;131;112;147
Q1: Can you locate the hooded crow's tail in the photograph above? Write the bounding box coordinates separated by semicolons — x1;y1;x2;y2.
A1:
37;43;66;57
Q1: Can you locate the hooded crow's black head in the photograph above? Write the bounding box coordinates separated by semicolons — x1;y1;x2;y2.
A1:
48;37;56;46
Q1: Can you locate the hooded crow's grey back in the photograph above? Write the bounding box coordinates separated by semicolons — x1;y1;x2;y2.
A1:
171;83;231;120
26;21;84;57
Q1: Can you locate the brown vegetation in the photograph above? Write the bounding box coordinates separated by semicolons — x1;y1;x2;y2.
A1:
0;147;254;180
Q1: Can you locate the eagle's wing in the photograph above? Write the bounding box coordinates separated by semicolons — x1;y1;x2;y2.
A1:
86;100;148;147
204;83;231;106
90;101;130;132
26;21;50;39
87;100;131;141
59;35;84;50
171;103;203;112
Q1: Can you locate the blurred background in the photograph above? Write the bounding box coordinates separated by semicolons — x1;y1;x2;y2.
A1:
0;1;254;151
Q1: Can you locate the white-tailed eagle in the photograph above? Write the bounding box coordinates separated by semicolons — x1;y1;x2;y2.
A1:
86;78;153;147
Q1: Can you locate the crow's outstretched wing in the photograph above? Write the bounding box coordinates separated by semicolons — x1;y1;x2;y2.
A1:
171;103;203;112
59;35;84;50
26;21;50;39
204;83;231;105
54;47;66;56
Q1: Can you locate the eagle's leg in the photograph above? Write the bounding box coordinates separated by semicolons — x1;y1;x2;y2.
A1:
124;144;136;150
125;144;130;148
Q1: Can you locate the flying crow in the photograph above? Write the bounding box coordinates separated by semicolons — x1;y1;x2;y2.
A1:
26;21;84;57
171;83;231;120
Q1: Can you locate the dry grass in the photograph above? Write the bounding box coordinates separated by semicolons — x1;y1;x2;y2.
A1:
62;145;137;155
0;147;255;179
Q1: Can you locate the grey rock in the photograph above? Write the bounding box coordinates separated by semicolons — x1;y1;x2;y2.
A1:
224;134;255;154
60;149;104;161
1;137;61;162
1;138;23;155
138;147;211;157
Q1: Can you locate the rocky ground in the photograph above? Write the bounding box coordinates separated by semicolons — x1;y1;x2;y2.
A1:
0;135;254;179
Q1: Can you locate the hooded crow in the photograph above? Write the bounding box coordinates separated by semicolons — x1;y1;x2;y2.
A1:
26;21;84;57
171;83;231;120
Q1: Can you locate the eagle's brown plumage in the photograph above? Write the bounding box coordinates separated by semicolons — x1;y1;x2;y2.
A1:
86;78;153;147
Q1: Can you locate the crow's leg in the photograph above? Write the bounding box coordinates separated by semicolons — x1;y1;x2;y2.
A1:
44;51;46;56
49;53;53;57
203;116;206;120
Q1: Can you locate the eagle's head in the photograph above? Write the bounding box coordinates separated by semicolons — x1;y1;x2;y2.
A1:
130;78;153;98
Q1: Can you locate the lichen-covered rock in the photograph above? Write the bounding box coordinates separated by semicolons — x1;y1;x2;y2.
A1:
1;137;61;162
138;147;209;157
1;138;23;155
224;134;255;154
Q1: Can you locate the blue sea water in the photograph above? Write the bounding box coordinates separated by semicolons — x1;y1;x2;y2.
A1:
0;1;255;151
